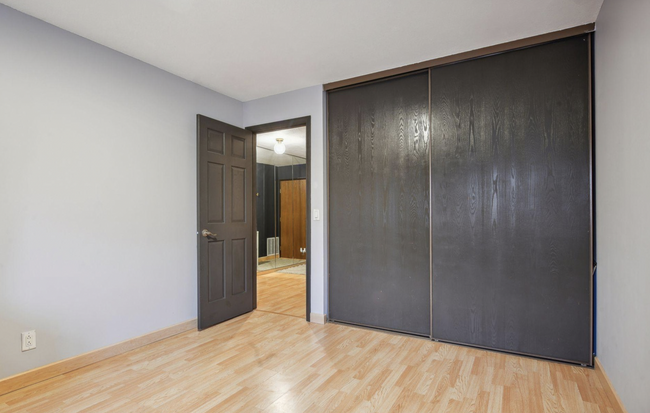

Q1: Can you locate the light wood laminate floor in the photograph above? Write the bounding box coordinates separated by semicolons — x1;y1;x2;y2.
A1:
257;270;306;318
0;310;621;413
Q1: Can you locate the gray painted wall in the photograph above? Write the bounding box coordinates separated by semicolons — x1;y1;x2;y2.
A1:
243;86;327;316
595;1;650;411
0;5;243;379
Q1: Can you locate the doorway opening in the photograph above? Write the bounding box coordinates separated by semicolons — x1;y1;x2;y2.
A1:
249;118;311;321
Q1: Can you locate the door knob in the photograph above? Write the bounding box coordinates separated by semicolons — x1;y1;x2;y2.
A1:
202;229;217;238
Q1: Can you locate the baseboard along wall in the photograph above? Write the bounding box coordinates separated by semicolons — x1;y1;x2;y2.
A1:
0;319;197;397
310;313;327;325
594;357;628;413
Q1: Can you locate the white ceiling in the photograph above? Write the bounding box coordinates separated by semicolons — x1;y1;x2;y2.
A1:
257;126;306;159
256;147;304;167
1;0;603;102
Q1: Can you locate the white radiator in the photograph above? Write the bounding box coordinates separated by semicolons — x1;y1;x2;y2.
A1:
266;237;280;255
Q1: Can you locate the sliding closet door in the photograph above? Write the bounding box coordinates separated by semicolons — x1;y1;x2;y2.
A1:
329;72;430;335
430;36;592;363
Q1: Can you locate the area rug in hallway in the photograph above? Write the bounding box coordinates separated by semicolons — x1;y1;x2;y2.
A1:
257;258;298;272
279;264;306;275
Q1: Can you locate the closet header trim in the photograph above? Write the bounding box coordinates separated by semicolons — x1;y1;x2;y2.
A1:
323;23;595;91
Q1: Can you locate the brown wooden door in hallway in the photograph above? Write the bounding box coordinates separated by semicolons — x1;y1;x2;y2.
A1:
279;179;306;259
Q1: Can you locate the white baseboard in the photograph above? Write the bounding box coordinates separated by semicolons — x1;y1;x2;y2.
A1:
310;313;327;324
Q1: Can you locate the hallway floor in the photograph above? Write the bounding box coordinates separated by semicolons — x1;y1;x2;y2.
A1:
257;269;306;319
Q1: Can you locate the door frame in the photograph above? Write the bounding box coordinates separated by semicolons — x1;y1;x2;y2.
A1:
247;116;312;322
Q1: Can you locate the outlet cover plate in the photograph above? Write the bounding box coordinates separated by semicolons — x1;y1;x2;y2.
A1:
21;330;36;352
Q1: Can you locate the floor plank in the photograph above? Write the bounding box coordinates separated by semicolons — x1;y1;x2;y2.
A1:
257;270;306;318
0;311;621;413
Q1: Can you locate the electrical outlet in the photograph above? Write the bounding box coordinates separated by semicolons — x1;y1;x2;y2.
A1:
21;330;36;352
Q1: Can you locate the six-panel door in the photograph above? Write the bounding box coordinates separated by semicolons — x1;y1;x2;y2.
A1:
197;115;254;330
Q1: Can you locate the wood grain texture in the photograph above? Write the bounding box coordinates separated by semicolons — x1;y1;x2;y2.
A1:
594;358;629;413
0;320;196;397
328;71;430;336
279;179;307;259
257;270;306;318
430;36;592;364
0;312;622;413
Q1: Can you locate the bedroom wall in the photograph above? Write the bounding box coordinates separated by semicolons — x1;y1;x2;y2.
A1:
0;5;243;379
595;0;650;411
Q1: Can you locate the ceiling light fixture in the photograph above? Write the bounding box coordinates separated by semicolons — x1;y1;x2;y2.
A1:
274;138;286;155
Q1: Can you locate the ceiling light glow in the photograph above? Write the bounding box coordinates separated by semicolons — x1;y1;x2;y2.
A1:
274;138;286;155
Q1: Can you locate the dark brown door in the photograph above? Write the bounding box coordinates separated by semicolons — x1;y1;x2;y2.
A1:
197;115;254;330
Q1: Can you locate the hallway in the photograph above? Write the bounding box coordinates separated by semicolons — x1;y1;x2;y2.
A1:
257;268;306;318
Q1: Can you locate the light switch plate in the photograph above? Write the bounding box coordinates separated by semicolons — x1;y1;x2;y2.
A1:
313;209;320;221
22;330;36;352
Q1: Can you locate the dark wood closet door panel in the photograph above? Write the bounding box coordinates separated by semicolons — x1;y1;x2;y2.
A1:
329;72;430;336
430;36;592;363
